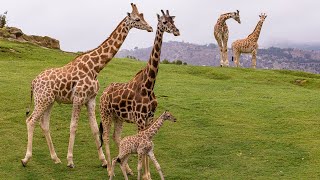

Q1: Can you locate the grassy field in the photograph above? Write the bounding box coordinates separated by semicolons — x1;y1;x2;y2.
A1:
1;39;320;179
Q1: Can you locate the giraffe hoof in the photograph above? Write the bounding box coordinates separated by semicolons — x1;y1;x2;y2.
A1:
67;163;75;168
127;170;134;176
54;158;61;164
21;159;27;167
102;164;108;168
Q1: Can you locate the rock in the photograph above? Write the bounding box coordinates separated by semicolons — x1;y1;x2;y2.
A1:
0;26;60;50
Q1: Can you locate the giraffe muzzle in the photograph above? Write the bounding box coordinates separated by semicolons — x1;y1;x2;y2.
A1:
173;29;180;36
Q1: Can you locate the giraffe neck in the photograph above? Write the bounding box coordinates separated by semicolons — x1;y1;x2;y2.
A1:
74;16;131;75
141;116;165;140
247;20;264;42
142;24;164;90
218;13;233;25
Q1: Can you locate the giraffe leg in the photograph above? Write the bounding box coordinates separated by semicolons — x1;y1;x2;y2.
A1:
113;120;133;175
252;50;257;69
215;34;224;67
148;150;164;180
120;156;130;180
235;51;241;67
40;103;61;164
86;97;107;167
21;103;51;166
217;41;224;67
67;98;83;168
222;33;229;67
101;111;113;176
137;153;144;180
142;155;151;180
109;157;118;180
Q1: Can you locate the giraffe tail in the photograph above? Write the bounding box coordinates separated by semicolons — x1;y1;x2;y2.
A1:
231;56;234;62
26;83;34;117
99;121;104;148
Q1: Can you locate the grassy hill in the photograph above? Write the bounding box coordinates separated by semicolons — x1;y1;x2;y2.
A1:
1;39;320;179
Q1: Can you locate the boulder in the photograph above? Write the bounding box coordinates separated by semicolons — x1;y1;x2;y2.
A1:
0;26;60;49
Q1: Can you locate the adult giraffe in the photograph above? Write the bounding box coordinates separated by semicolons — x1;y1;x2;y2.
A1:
214;10;241;67
231;13;267;68
21;3;153;168
99;10;179;178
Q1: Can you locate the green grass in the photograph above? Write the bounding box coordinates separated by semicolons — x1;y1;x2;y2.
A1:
1;39;320;179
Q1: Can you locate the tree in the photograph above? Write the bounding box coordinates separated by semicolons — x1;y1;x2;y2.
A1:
175;60;183;65
0;11;7;28
162;59;170;64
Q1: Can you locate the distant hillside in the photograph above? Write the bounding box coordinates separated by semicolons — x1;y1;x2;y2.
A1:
116;41;320;74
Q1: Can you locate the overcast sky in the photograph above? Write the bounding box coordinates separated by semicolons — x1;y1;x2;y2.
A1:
2;0;319;52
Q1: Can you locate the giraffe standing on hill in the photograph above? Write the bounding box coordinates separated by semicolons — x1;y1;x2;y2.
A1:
214;10;241;67
21;3;153;168
231;13;267;68
109;111;176;180
99;10;180;178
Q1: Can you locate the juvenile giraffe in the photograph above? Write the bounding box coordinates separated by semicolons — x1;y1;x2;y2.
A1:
109;111;176;180
231;13;267;68
99;10;179;177
21;3;153;168
214;10;241;67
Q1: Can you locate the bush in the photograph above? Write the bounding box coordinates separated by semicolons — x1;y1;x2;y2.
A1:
0;11;7;28
162;59;170;64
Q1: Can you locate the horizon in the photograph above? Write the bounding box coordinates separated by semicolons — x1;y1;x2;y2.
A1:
2;0;320;52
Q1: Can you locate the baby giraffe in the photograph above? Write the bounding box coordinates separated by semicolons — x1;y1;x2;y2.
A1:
109;111;176;180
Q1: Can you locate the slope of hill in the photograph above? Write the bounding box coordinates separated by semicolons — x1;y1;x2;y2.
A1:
1;39;320;179
116;41;320;74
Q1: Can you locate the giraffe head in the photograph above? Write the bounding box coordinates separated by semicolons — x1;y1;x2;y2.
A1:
231;10;241;24
160;111;177;122
259;13;267;22
126;3;153;32
157;10;180;36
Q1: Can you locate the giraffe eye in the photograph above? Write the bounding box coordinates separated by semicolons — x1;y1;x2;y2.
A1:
135;18;140;22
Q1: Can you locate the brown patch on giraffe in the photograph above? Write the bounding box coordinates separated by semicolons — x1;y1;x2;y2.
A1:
87;61;93;69
145;80;153;89
109;47;116;55
148;69;156;79
103;48;110;53
92;57;100;64
101;55;108;60
97;48;102;54
108;40;114;45
114;41;121;49
90;51;98;56
112;33;118;39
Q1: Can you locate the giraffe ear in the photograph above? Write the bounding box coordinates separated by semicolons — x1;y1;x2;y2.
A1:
237;10;239;14
157;14;161;20
127;12;131;17
170;16;176;20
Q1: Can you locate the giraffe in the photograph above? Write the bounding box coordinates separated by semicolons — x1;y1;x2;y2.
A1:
99;10;179;177
109;111;176;180
214;10;241;67
231;13;267;68
21;3;153;168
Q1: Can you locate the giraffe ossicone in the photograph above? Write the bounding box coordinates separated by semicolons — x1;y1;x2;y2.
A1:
99;9;179;178
21;3;152;169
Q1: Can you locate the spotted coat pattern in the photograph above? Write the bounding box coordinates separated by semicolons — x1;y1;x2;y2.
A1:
231;13;267;68
100;10;180;178
109;111;176;180
21;3;153;169
214;10;241;67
